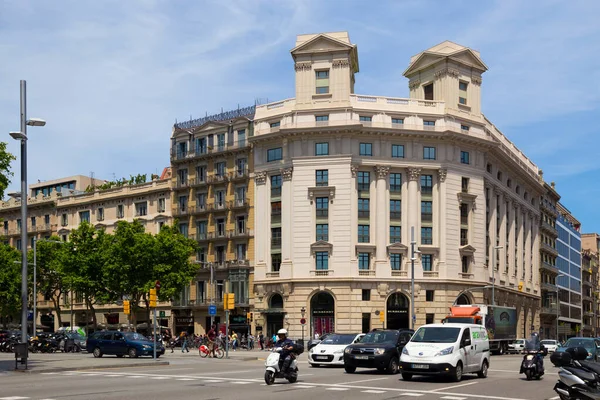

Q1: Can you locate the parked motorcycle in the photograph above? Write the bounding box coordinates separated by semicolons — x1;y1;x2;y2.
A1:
519;334;547;380
552;346;600;400
264;344;304;385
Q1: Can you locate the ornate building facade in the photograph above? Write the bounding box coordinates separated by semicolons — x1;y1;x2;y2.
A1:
250;32;545;339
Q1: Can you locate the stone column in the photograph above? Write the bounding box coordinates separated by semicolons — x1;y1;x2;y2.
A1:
374;166;390;264
437;169;447;270
507;198;516;278
280;167;294;277
351;164;360;261
254;171;268;275
532;215;540;286
407;168;421;276
487;184;497;271
516;205;525;282
525;210;532;285
497;189;507;276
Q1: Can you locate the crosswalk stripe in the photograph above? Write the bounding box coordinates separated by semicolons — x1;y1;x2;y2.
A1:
362;390;387;394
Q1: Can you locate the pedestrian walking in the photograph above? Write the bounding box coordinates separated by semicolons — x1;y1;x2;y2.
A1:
232;331;238;351
258;332;264;351
181;330;190;353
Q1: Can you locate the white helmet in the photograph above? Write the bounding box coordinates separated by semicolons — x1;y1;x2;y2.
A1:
277;328;288;336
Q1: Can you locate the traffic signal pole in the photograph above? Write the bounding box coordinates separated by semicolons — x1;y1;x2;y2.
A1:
225;309;229;359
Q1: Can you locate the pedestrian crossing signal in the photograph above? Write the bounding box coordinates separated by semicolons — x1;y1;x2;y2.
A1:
224;293;235;310
247;312;253;322
149;288;157;308
123;300;130;315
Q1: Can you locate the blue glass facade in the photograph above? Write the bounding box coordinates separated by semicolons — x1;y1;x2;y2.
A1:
556;212;582;325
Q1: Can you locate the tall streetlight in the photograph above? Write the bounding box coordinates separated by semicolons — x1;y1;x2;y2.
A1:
556;274;565;341
491;246;503;306
410;227;421;330
9;80;46;344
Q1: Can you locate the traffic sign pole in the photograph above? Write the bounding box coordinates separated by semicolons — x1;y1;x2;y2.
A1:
153;308;157;360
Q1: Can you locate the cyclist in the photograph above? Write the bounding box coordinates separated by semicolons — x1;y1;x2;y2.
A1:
207;324;217;358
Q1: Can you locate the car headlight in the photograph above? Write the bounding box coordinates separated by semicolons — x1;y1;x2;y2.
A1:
345;347;352;354
589;352;593;358
374;348;385;355
308;348;313;354
334;349;344;354
435;346;454;357
142;345;152;349
402;347;409;356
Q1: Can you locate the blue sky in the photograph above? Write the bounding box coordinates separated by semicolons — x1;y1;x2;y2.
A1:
1;0;599;232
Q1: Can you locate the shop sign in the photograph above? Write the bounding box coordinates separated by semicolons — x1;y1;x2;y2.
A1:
312;310;334;315
231;315;247;324
176;317;193;325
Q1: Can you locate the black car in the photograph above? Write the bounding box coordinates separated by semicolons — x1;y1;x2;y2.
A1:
343;329;414;374
307;333;330;351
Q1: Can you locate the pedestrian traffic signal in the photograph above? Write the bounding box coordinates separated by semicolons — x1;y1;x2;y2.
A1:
223;293;235;310
123;300;130;315
149;288;157;308
247;312;253;322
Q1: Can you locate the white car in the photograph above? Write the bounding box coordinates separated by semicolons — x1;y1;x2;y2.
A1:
541;339;558;353
309;333;364;366
509;339;526;354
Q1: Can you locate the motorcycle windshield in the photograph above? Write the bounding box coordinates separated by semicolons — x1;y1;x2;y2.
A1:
524;337;540;352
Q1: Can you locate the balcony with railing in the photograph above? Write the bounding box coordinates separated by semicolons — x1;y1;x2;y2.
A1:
540;260;559;275
173;206;189;216
310;270;332;277
540;306;558;316
541;242;559;256
170;139;250;162
358;269;375;277
229;168;249;181
190;176;207;187
541;220;558;236
175;178;190;189
421;213;433;223
207;173;228;184
228;198;249;209
540;282;556;292
227;228;254;239
196;232;208;241
192;204;207;215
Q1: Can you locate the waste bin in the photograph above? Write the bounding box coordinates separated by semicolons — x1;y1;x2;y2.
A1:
14;342;28;370
65;339;75;353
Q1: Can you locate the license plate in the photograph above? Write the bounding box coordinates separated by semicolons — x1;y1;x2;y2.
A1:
411;364;429;369
315;356;328;360
354;355;369;360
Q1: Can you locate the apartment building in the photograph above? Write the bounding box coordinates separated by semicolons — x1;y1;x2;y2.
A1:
582;233;600;336
556;203;582;340
170;111;255;335
250;33;544;339
0;171;173;331
538;181;561;339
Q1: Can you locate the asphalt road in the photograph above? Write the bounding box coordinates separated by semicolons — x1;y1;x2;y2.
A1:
0;354;561;400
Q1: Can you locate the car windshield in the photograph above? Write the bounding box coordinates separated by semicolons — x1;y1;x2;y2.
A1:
67;333;85;340
541;340;556;345
564;338;595;350
360;331;399;344
321;334;357;345
124;332;147;341
411;327;461;343
514;340;524;344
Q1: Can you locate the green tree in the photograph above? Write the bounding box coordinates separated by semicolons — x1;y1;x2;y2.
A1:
0;141;16;199
34;236;69;327
61;222;111;331
0;242;22;327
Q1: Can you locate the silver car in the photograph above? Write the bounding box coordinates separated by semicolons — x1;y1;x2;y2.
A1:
509;339;526;354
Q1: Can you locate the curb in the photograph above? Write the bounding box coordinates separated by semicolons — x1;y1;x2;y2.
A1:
13;361;170;374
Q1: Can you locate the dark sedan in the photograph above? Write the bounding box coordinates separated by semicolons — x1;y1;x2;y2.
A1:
87;331;165;358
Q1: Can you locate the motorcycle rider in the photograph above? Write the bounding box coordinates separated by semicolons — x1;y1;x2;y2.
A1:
530;332;546;372
274;328;295;375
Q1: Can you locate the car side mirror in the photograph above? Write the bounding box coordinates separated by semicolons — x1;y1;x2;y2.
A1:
462;339;472;347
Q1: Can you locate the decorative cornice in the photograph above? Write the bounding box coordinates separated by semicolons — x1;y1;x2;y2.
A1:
255;171;268;185
435;67;460;79
438;168;447;183
408;79;421;90
408;167;422;181
493;187;504;196
308;186;336;203
471;75;482;85
332;59;350;68
281;167;293;182
351;164;360;178
374;165;390;179
294;61;312;71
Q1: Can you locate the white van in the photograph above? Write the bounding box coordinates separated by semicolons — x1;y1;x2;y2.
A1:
399;323;490;382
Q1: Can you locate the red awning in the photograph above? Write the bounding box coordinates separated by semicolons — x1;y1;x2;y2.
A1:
450;306;480;317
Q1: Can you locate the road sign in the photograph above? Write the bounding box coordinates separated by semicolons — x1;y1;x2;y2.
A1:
159;311;165;318
208;304;217;316
300;318;306;325
155;280;161;290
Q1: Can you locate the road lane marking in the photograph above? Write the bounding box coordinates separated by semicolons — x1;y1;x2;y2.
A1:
151;377;170;380
326;388;349;391
400;395;424;397
233;382;253;385
441;397;467;400
430;382;478;392
176;378;196;381
203;379;226;383
362;390;387;394
332;377;389;385
0;397;30;400
127;376;145;379
201;369;255;375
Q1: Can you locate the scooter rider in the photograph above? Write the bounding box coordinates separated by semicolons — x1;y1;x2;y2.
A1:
530;332;546;371
274;328;295;375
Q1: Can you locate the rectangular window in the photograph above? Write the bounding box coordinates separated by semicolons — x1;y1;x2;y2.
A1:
158;198;166;212
459;81;468;105
392;144;405;158
461;151;470;164
426;313;435;324
390;226;401;243
237;129;246;147
315;70;329;94
236;243;246;260
215;161;226;177
214;190;225;207
316;251;329;270
316;224;329;241
270;201;281;217
196;137;207;154
423;146;436;160
426;290;434;302
269;121;280;128
461;229;469;246
358;198;370;218
59;215;67;226
391;118;404;125
461;177;469;193
215;246;225;264
358;225;370;243
31;217;36;227
97;207;104;221
359;116;372;122
267;147;282;162
271;227;282;248
236;216;246;234
79;211;90;224
462;256;470;273
358;253;370;270
16;239;21;250
422;254;433;271
460;203;469;226
420;175;433;195
117;204;124;218
421;201;433;222
236;158;246;175
461;124;470;131
217;133;225;151
421;227;433;245
424;83;433;100
359;143;372;156
270;175;282;197
316;197;329;217
315;142;329;156
362;313;371;334
135;202;147;217
44;214;50;225
316;169;328;186
390;173;402;193
271;253;282;272
391;254;402;270
179;223;188;238
177;168;188;186
315;115;329;122
196;281;205;304
390;200;401;220
216;218;225;237
362;289;371;301
357;171;370;191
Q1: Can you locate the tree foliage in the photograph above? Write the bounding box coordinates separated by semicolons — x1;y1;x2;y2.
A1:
0;141;16;200
34;235;69;326
0;242;21;325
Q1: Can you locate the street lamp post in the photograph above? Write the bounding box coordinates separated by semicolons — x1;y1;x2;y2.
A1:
556;274;565;341
300;307;306;346
491;246;503;306
9;80;46;344
410;227;421;330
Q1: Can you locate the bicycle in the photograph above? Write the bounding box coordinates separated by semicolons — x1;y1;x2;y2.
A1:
199;340;224;359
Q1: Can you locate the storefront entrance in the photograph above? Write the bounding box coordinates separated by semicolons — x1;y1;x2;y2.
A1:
386;292;409;329
266;293;284;338
311;291;335;336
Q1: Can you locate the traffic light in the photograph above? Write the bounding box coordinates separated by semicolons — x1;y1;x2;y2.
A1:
149;288;157;308
123;300;130;315
379;312;385;323
247;312;253;322
223;293;235;310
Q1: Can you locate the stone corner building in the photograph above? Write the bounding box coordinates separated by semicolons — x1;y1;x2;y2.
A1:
250;32;544;339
